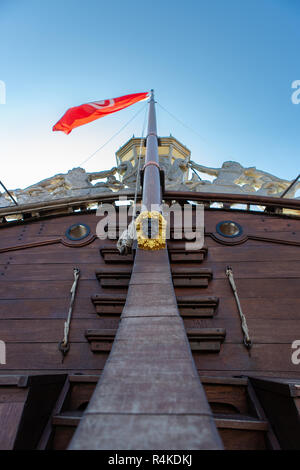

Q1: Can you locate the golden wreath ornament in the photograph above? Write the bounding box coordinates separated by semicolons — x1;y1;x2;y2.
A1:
135;210;167;250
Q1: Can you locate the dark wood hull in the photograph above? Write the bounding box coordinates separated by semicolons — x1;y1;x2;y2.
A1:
1;201;300;449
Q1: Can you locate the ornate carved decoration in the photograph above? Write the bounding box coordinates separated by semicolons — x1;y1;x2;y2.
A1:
135;211;167;250
1;137;298;208
1;155;299;210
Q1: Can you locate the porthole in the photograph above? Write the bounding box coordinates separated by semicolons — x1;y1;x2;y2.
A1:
216;221;243;238
65;223;90;241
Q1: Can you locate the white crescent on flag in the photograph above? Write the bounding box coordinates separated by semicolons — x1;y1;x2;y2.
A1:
52;92;149;134
89;99;115;109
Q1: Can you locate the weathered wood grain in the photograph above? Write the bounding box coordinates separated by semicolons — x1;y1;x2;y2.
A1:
2;343;108;370
0;319;119;342
193;343;300;373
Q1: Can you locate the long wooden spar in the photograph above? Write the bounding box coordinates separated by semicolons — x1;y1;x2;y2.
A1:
69;90;223;450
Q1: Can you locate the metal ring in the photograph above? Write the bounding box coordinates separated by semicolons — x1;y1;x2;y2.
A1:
216;220;243;238
65;223;90;241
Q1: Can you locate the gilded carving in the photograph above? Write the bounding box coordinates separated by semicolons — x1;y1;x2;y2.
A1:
135;211;167;250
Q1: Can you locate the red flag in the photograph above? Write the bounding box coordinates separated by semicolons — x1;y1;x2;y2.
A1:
53;92;149;134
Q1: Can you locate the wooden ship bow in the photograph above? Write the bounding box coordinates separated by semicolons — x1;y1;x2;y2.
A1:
69;91;223;450
2;90;300;450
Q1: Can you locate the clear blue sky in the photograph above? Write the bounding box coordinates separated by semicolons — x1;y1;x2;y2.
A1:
0;0;300;189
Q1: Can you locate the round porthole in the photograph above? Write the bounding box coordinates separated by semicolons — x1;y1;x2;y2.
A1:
216;221;243;238
65;223;90;241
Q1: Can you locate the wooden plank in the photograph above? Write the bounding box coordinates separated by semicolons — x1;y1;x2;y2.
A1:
0;298;98;319
215;416;268;431
52;414;80;427
0;279;100;299
0;376;28;387
0;369;104;376
205;243;300;262
198;370;300;379
204;383;249;415
183;317;300;344
200;260;300;279
201;296;300;320
0;343;108;370
68;382;97;411
37;375;69;450
0;319;119;342
0;244;106;264
204;210;300;230
250;378;300;449
0;387;28;403
193;343;300;373
218;427;267;450
68;375;99;383
0;402;25;450
0;264;112;281
246;381;281;449
201;376;248;385
175;278;300;299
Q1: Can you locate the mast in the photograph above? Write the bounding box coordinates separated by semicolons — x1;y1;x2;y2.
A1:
69;91;223;450
142;89;161;211
135;90;166;251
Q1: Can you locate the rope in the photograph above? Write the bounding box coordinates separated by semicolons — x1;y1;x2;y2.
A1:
226;266;252;350
59;267;80;362
78;103;147;167
189;165;202;181
132;104;148;219
116;104;147;254
0;180;18;206
157;101;208;143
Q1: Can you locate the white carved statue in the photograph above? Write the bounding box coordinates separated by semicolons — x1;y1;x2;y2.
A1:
1;156;298;207
12;167;118;203
189;160;300;197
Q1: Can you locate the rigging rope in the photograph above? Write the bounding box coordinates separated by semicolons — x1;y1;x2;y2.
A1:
132;104;148;218
157;101;209;143
117;104;148;255
78;103;148;167
226;266;252;350
59;267;80;362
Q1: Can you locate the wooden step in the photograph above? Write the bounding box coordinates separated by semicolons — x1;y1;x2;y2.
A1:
187;328;226;353
85;329;116;352
95;266;132;288
215;413;269;450
52;411;82;426
100;247;134;264
176;295;219;317
91;293;125;315
85;328;226;354
201;376;280;450
91;293;219;318
65;375;99;412
99;245;208;264
50;410;269;451
168;246;208;263
45;374;280;450
51;411;81;450
171;267;213;288
95;266;213;289
201;376;250;415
